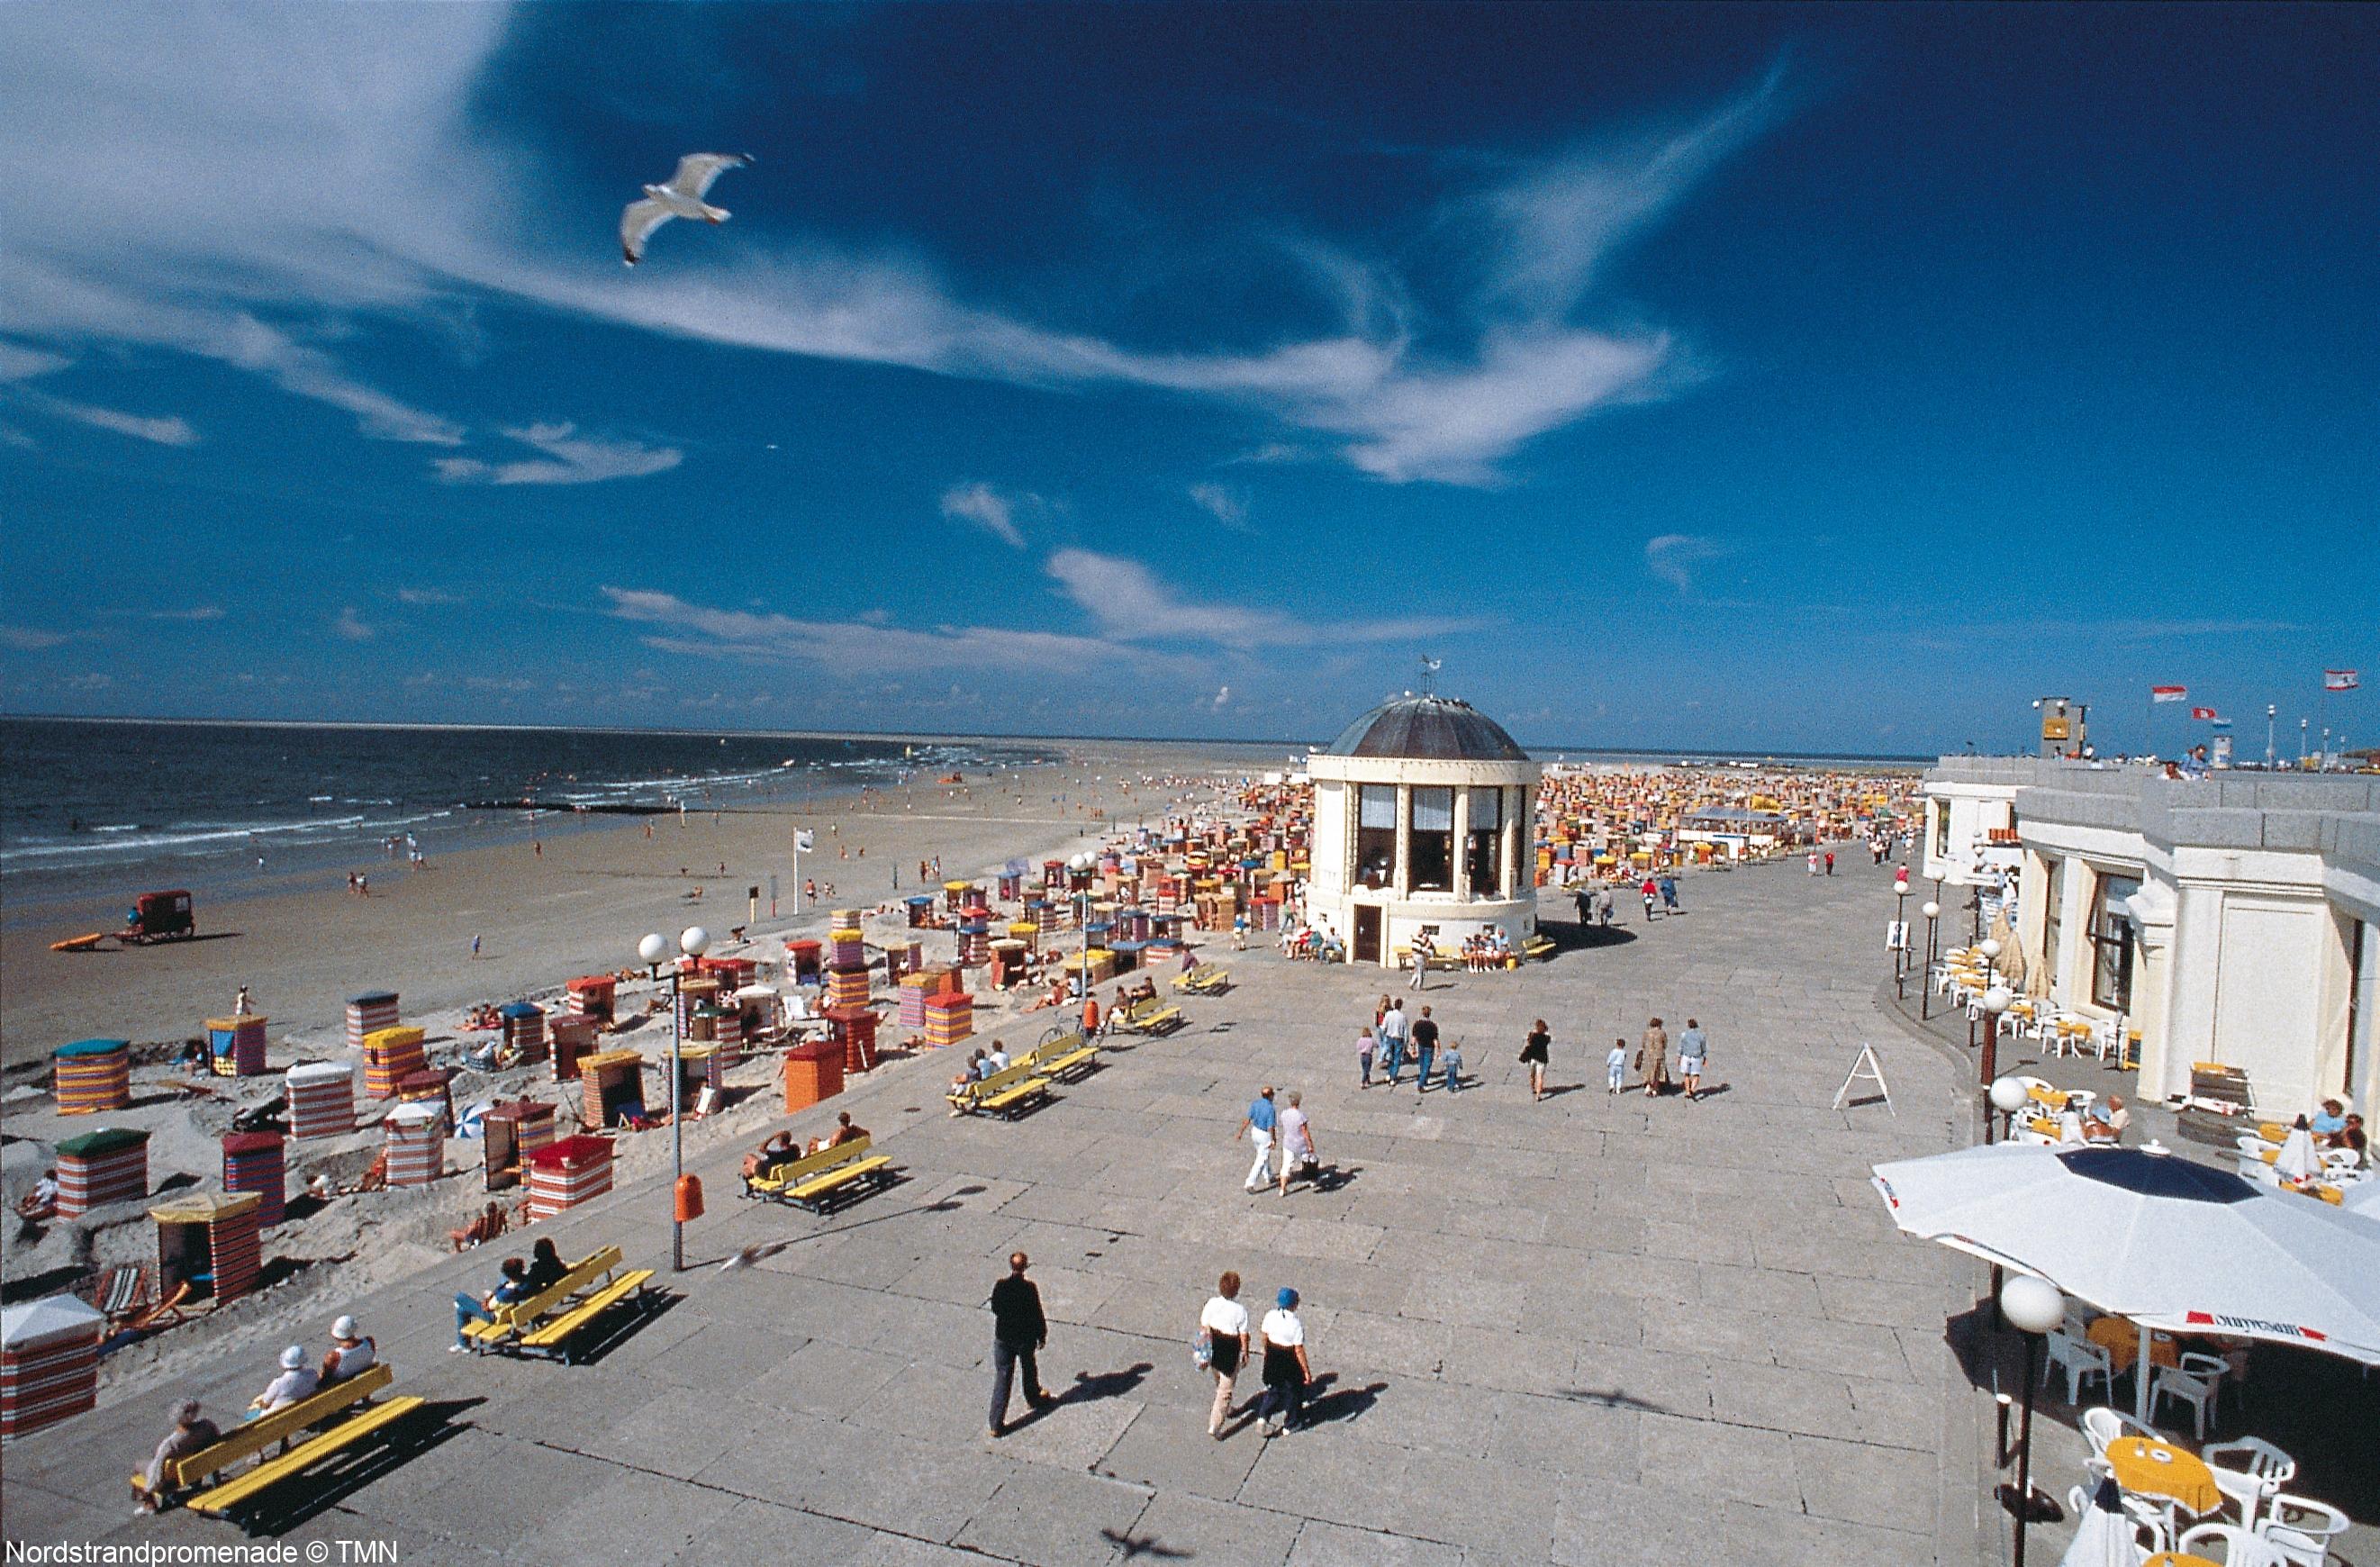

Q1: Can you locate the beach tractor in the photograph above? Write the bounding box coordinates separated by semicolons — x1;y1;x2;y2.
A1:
122;890;195;943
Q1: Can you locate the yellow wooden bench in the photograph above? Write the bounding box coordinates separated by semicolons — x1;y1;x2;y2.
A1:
131;1363;419;1517
1117;999;1184;1036
746;1135;892;1212
1023;1033;1100;1082
1172;963;1229;994
972;1061;1052;1119
1522;934;1555;961
464;1245;655;1361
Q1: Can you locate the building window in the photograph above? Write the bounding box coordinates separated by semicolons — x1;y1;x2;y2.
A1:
1465;787;1503;896
2041;856;2064;992
1409;787;1454;892
2089;872;2140;1011
1932;801;1950;860
1355;785;1398;889
2351;920;2375;1095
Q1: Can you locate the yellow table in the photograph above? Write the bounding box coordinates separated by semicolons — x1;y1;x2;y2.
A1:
2088;1317;2180;1372
2106;1437;2220;1515
2146;1554;2222;1567
2028;1084;2070;1111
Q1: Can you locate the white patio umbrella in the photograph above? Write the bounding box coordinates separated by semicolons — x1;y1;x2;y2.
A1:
2059;1474;2144;1567
1872;1143;2380;1425
2343;1178;2380;1223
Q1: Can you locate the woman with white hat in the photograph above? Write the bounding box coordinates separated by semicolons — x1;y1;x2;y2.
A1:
245;1345;319;1419
320;1315;376;1385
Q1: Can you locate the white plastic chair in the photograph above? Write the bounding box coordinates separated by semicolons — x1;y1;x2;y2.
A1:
2044;1329;2115;1405
2203;1437;2296;1531
2257;1494;2349;1567
2080;1405;2158;1458
2177;1523;2288;1566
2150;1352;2224;1441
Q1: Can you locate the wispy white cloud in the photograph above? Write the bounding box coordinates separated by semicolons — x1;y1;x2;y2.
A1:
1045;548;1474;646
1188;483;1252;532
0;338;199;445
600;587;1138;678
938;483;1028;548
1213;684;1232;708
140;604;224;621
0;6;1778;488
394;586;466;606
0;625;74;651
333;606;375;641
1644;532;1731;593
435;422;681;486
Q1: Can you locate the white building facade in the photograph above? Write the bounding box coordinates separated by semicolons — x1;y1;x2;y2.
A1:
1926;759;2380;1120
1306;694;1542;968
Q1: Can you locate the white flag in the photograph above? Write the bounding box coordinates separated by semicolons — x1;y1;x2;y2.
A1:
795;830;815;852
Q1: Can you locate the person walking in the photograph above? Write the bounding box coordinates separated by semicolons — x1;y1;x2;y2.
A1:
1356;1024;1376;1088
1823;849;1835;876
1597;885;1615;927
1275;1091;1317;1195
1258;1288;1312;1436
986;1252;1054;1438
1659;875;1680;915
1678;1019;1708;1101
1199;1272;1250;1438
1641;876;1659;920
1407;931;1430;992
1378;999;1408;1086
1637;1017;1670;1098
1237;1086;1279;1192
1410;1006;1440;1093
1438;1037;1462;1093
1806;850;1820;876
1521;1019;1551;1101
1606;1037;1628;1095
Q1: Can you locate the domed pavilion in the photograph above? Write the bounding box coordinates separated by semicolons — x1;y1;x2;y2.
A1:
1305;693;1542;967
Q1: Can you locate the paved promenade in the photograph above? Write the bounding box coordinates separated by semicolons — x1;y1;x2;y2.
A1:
5;853;1981;1565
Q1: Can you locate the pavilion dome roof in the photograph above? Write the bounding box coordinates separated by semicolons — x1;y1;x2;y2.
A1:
1321;693;1530;764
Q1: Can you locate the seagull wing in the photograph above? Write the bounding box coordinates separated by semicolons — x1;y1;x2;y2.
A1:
665;152;750;201
620;198;674;266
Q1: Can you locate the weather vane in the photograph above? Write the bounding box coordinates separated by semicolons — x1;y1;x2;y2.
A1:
1419;656;1442;696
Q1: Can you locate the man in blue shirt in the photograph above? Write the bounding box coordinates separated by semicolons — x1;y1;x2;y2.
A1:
1237;1086;1278;1193
2311;1099;2348;1137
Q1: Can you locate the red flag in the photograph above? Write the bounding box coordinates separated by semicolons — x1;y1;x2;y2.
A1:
2325;669;2360;692
2150;685;2187;703
2189;706;2216;720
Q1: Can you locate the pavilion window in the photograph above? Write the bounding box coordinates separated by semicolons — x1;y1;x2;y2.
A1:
1355;785;1398;889
2041;856;2065;992
1465;786;1503;896
2348;919;2374;1095
2088;872;2139;1011
1409;787;1454;892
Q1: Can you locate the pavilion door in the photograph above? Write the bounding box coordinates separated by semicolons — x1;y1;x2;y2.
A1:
1353;905;1382;966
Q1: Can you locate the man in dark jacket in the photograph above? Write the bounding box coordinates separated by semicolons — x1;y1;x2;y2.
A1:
987;1251;1054;1437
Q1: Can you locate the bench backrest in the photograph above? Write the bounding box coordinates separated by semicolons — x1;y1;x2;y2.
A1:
168;1362;394;1486
775;1135;869;1182
496;1246;621;1328
974;1061;1040;1097
1023;1034;1085;1070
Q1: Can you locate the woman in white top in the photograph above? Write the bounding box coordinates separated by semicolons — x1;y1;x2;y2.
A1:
1259;1289;1311;1436
1199;1272;1251;1438
319;1315;376;1384
246;1345;319;1420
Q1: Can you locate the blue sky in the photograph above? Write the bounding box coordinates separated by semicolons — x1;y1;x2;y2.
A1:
1;3;2372;756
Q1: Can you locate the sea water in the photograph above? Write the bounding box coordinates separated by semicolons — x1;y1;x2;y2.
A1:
0;718;1051;917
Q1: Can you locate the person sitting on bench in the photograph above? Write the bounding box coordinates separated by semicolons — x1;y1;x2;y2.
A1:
743;1132;800;1182
319;1316;376;1385
523;1238;568;1294
827;1110;869;1147
452;1257;532;1352
245;1346;319;1420
134;1399;220;1514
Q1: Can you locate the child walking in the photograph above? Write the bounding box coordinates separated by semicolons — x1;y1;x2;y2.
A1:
1606;1037;1628;1095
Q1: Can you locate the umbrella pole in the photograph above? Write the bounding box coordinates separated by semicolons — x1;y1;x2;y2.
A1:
2136;1328;2153;1427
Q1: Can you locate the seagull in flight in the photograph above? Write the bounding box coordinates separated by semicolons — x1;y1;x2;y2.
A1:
620;152;753;267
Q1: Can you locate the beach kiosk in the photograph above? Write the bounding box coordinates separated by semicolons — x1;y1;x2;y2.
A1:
54;1128;149;1216
151;1191;262;1306
1;1295;107;1437
785;937;824;983
564;974;616;1027
361;1025;426;1099
206;1015;268;1077
548;1012;598;1082
51;1038;131;1114
577;1049;647;1129
526;1135;613;1218
343;991;400;1052
481;1101;557;1191
782;1036;844;1112
922;992;973;1049
221;1131;286;1225
383;1101;445;1187
285;1060;357;1138
498;1001;548;1065
397;1066;458;1133
824;1006;879;1073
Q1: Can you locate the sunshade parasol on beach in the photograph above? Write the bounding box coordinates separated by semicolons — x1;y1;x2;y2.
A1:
1871;1143;2380;1424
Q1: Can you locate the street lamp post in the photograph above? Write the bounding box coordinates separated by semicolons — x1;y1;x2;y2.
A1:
638;924;710;1273
1968;937;2001;1051
1999;1274;2066;1567
1919;900;1941;1020
2267;705;2277;769
1987;1073;2028;1148
1893;886;1911;999
1980;982;2013;1091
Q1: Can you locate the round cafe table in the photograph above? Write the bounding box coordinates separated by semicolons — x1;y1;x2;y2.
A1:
2104;1436;2222;1516
2087;1316;2181;1372
2144;1555;2222;1567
